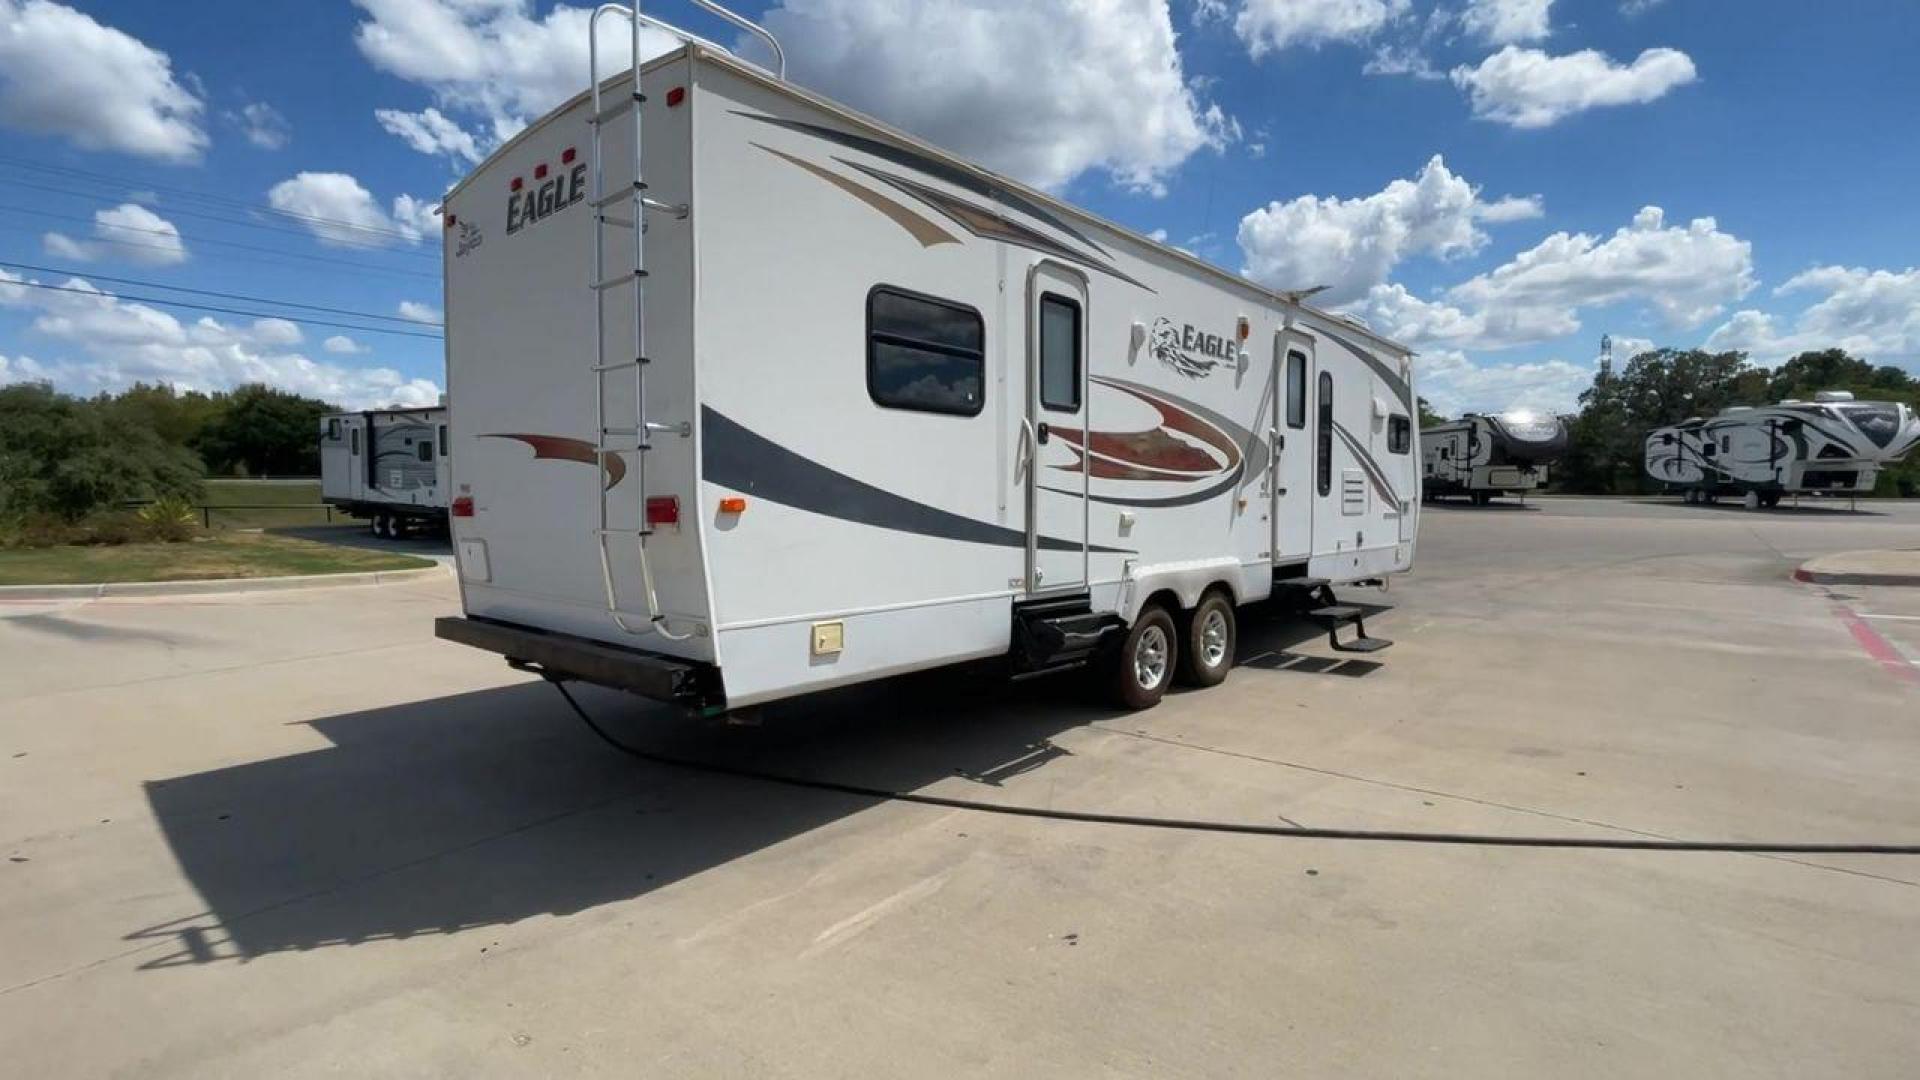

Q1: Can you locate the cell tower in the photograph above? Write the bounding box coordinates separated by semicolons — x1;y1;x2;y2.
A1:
1599;334;1613;381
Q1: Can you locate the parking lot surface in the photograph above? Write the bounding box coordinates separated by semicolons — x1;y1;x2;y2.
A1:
3;498;1918;1077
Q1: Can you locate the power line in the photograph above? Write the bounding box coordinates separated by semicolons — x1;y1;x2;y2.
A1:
0;206;441;281
0;222;438;284
0;278;444;342
1;176;441;261
0;156;440;247
0;260;443;328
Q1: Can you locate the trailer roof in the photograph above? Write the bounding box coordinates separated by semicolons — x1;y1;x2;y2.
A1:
444;44;1415;359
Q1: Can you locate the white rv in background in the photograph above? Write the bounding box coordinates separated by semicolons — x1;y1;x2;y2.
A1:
319;406;451;536
1646;391;1920;507
434;11;1420;713
1421;412;1569;505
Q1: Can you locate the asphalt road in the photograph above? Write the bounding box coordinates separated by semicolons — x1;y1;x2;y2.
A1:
3;498;1918;1077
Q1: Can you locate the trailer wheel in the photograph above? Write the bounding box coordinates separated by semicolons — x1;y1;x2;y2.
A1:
372;512;391;538
1109;604;1177;710
1177;592;1236;688
1761;492;1782;508
1743;491;1761;511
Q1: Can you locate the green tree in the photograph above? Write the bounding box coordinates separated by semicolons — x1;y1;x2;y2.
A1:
97;382;227;449
0;383;203;521
196;383;336;476
1416;395;1448;430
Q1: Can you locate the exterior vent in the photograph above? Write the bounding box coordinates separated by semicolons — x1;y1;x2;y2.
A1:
1341;470;1367;516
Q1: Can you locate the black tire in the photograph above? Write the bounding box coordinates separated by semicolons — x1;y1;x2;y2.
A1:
1108;605;1177;710
1177;592;1236;688
1472;491;1492;506
1761;492;1782;508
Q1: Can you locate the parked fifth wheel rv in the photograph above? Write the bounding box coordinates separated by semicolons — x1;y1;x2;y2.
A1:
433;8;1421;713
1646;391;1920;507
1420;411;1569;505
319;406;451;537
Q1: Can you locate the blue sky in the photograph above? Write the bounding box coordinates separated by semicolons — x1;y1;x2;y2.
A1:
1;0;1916;413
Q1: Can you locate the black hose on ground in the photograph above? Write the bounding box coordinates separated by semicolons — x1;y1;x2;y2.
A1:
550;681;1920;856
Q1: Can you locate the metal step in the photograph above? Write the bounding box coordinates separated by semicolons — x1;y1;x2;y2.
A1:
1332;636;1392;654
589;92;646;126
592;270;649;291
593;182;649;209
1308;604;1363;623
1274;576;1330;591
1012;600;1121;672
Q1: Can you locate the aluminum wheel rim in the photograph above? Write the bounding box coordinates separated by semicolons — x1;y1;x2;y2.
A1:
1135;625;1169;690
1200;609;1229;667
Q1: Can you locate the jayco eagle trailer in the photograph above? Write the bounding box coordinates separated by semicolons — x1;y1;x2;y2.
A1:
1420;411;1568;505
319;406;451;536
1646;392;1919;507
433;9;1421;712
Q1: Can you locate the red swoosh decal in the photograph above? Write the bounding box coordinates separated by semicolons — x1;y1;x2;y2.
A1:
1050;382;1240;481
483;433;627;490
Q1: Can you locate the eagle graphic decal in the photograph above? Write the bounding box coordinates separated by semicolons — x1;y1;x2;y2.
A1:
1148;317;1221;380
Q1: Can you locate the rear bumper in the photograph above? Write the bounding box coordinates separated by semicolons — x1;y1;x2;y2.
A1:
435;615;722;709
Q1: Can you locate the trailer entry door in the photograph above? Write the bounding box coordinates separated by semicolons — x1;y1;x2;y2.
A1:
1272;337;1314;566
1025;262;1089;595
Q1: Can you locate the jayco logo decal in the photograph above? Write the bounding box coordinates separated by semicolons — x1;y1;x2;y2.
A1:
1148;317;1235;379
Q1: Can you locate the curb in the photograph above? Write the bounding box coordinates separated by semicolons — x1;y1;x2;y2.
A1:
1794;567;1920;588
0;563;449;601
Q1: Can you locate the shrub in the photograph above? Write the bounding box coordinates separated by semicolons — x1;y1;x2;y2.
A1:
137;497;200;542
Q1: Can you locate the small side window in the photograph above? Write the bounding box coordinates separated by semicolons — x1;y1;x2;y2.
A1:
867;286;985;416
350;429;360;455
439;425;449;457
417;441;434;463
327;418;341;440
1662;433;1674;445
1388;414;1410;454
1286;351;1307;429
1316;371;1333;497
1439;446;1450;460
1720;435;1731;452
1038;293;1081;412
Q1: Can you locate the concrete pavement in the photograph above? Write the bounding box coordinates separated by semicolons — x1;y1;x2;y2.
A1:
3;498;1918;1077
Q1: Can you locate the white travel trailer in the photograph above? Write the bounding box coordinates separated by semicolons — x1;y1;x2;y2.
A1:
1421;411;1569;505
1646;392;1920;507
319;406;451;536
433;10;1420;713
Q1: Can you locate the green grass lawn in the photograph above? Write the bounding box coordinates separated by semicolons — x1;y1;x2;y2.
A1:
0;529;436;586
199;479;338;527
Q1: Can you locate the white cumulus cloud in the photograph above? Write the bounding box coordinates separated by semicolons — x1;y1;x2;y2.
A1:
397;300;442;324
761;0;1236;193
267;171;438;248
1707;266;1920;366
1236;155;1542;305
1451;45;1697;128
376;105;483;164
1234;0;1409;56
0;0;207;162
323;335;372;355
42;202;189;266
1358;205;1755;352
1417;348;1595;417
229;100;292;150
1461;0;1553;45
0;268;439;408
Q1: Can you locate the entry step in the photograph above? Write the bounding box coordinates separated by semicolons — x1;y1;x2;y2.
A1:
1275;576;1330;591
1308;604;1363;623
1332;636;1392;654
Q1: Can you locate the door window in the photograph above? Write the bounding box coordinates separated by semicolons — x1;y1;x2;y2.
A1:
350;429;359;455
1038;293;1081;412
1286;351;1307;429
1317;372;1333;496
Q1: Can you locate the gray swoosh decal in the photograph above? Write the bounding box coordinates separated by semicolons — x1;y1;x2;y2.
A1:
731;111;1110;256
1331;420;1401;506
703;407;1128;554
1318;325;1412;414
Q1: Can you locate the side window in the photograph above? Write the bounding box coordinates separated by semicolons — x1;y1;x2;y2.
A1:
1662;433;1674;445
1720;434;1731;452
350;429;360;455
439;425;449;457
1317;371;1333;497
1439;446;1450;460
417;441;434;463
867;286;984;416
1388;414;1410;454
1286;351;1307;429
327;418;341;441
1038;293;1081;412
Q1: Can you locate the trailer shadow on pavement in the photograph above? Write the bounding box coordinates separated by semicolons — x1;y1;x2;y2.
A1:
128;606;1374;968
1625;498;1889;517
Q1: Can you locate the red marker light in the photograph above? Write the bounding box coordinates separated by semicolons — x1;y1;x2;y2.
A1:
452;496;475;518
444;213;457;229
561;147;576;164
534;163;548;180
645;496;680;526
666;86;686;108
510;176;523;192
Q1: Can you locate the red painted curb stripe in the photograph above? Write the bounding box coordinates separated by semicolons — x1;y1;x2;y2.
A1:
1831;602;1920;686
